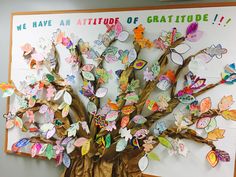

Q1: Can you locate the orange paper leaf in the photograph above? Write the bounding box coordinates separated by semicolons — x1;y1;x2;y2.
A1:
218;95;234;111
200;97;211;114
221;110;236;121
206;128;225;141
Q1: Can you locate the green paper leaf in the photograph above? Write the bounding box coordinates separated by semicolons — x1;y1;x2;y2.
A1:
82;71;95;81
105;134;111;148
147;152;160;161
158;137;172;149
46;74;55;83
45;144;54;160
127;79;140;92
151;63;160;77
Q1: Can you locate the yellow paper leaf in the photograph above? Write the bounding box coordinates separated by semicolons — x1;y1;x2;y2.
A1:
81;139;91;156
206;128;225;141
221;110;236;121
206;150;219;167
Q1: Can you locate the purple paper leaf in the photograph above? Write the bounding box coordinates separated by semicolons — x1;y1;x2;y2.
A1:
186;22;198;36
215;149;230;162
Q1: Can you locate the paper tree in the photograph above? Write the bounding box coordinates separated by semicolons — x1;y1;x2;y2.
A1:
1;22;236;177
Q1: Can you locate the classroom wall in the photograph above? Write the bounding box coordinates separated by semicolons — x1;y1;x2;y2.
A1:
0;0;235;177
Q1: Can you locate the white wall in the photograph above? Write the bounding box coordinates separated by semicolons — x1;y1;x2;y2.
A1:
0;0;236;177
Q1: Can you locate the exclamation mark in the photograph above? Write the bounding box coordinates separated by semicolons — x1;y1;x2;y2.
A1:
224;18;232;27
212;14;218;24
218;16;224;25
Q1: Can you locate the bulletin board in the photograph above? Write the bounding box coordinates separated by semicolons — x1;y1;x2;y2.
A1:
5;2;236;177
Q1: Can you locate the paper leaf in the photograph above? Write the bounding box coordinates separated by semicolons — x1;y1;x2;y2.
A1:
118;31;129;42
31;144;38;158
205;118;217;133
106;111;119;121
58;102;67;110
170;50;184;65
6;120;14;129
178;94;195;104
74;137;88;147
186;22;198;36
121;105;135;115
54;90;64;101
64;91;72;105
146;100;158;111
171;44;190;54
81;139;90;156
196;117;211;129
116;138;127;152
158;137;172;149
128;48;137;63
46;127;56;139
121;116;130;128
138;155;149;172
63;153;71;168
218;95;234;111
45;144;54;160
67;123;79;137
66;139;75;154
133;59;147;70
62;104;70;118
87;101;97;115
55;153;63;166
40;123;54;133
207;128;225;141
221;110;236;121
38;144;47;155
15;138;30;148
206;150;219;167
82;64;94;72
147;152;160;161
105;134;111;148
105;54;117;63
82;71;95;81
46;74;55;83
95;87;108;98
132;115;147;124
200;97;211;114
14;116;23;129
215;149;230;162
62;137;73;146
